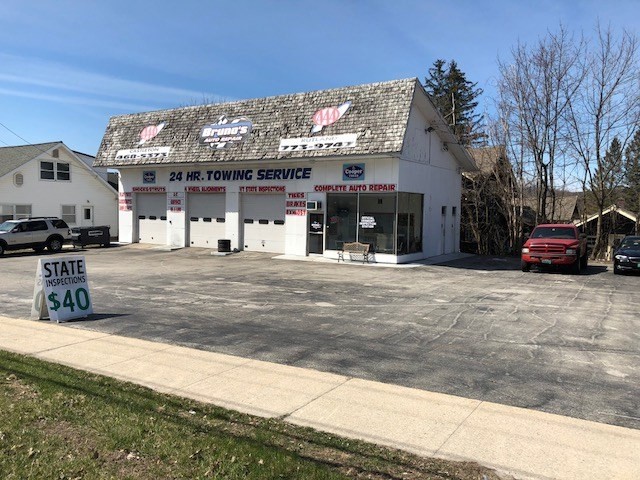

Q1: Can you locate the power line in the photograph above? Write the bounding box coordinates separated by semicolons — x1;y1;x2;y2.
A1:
0;120;51;155
0;120;32;144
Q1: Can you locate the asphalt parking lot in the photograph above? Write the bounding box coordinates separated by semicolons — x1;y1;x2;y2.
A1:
1;244;638;430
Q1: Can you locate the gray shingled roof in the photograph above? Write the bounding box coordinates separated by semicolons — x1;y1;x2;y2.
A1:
0;142;62;177
468;146;507;175
94;78;419;168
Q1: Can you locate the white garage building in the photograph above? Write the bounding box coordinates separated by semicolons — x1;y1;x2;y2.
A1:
94;78;476;263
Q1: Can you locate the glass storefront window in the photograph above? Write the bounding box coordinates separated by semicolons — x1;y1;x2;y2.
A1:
326;192;423;255
397;193;423;254
326;194;358;250
357;194;396;254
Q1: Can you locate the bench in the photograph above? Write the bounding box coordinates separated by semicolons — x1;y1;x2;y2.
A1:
337;241;371;263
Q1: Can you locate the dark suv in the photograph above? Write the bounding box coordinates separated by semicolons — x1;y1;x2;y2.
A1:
0;217;72;255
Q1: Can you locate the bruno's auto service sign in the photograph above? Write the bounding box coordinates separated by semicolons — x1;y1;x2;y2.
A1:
32;256;93;322
199;115;253;149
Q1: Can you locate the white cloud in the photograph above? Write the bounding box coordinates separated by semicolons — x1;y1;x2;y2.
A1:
0;53;225;109
0;86;159;112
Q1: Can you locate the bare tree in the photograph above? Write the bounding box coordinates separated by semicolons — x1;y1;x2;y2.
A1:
462;144;516;254
484;117;522;252
496;26;585;224
566;24;640;259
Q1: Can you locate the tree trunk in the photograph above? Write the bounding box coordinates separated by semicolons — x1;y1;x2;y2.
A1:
591;211;605;260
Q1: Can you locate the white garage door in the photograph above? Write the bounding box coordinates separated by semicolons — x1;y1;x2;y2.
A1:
242;194;285;253
137;193;167;245
188;194;226;248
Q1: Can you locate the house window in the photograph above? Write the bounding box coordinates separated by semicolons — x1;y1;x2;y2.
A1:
57;163;70;181
40;161;55;180
61;205;76;224
0;205;12;222
40;161;70;181
15;205;32;219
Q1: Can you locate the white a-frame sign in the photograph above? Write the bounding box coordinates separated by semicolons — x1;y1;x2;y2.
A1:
31;256;93;322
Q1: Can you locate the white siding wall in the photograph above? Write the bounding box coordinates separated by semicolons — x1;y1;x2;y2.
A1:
399;105;463;256
0;147;118;235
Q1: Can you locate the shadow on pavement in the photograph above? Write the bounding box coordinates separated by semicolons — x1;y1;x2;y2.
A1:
436;255;522;271
77;313;130;322
437;255;611;275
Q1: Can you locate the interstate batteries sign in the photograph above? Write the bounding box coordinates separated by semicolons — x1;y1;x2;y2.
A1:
31;256;93;322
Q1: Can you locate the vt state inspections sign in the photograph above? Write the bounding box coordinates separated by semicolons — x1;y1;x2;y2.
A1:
31;256;93;322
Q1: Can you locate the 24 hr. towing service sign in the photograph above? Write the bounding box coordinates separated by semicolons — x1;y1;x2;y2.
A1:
31;256;93;322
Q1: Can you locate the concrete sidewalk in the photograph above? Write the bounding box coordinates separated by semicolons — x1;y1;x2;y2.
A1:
1;315;638;480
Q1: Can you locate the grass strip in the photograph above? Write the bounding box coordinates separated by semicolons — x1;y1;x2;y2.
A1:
0;349;503;479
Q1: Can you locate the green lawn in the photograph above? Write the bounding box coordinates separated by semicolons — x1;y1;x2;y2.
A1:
0;350;500;479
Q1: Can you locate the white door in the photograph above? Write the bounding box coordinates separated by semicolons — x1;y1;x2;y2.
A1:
188;193;226;248
137;193;167;245
241;193;285;253
81;206;94;227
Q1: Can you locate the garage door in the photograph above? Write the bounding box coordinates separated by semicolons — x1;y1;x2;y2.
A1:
242;194;285;253
188;193;226;248
137;193;167;245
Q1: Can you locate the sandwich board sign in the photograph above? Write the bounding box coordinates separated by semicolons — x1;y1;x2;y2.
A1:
31;256;93;322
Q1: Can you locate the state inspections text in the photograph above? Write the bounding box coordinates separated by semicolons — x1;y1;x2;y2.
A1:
45;275;87;288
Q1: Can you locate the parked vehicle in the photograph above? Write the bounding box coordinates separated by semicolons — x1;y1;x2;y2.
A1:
521;223;588;274
0;217;71;256
613;235;640;275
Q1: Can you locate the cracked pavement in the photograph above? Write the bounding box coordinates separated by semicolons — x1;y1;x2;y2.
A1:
1;245;638;430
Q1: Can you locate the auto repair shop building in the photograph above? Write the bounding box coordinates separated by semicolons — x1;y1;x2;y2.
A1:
94;78;477;263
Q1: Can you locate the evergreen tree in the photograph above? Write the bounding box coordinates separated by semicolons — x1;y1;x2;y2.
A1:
592;136;624;203
624;129;640;231
588;137;626;256
423;59;486;146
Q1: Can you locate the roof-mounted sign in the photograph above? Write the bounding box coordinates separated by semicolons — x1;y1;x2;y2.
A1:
115;146;171;161
279;133;357;152
199;115;253;149
138;122;165;145
311;101;351;134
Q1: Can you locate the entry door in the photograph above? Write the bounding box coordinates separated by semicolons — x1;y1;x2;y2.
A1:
308;213;324;254
81;206;94;227
441;206;447;255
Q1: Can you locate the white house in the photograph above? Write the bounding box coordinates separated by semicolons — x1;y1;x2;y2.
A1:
0;142;118;235
94;78;476;263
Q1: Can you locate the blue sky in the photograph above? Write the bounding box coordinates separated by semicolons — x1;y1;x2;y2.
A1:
1;0;638;156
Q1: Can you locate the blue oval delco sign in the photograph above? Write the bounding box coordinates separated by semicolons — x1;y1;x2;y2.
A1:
343;163;365;181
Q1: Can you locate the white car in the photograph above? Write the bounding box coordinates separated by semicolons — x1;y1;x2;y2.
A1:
0;217;72;256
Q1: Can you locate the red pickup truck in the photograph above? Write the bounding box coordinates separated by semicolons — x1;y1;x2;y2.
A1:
521;224;588;273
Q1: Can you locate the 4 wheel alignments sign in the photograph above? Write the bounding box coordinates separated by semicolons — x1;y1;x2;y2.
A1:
31;256;93;322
